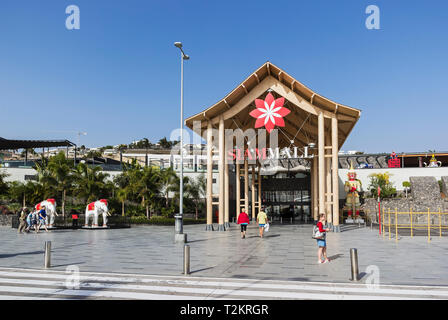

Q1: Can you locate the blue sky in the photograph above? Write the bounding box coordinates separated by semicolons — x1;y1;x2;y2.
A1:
1;0;447;153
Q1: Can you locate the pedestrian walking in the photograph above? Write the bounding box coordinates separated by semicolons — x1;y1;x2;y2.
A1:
36;205;50;233
25;210;38;233
315;213;331;264
17;207;28;234
237;211;250;239
257;206;269;238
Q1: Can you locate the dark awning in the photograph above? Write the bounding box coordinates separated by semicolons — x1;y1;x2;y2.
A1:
0;137;75;150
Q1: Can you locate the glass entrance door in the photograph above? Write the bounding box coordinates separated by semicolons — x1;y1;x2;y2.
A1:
260;172;311;224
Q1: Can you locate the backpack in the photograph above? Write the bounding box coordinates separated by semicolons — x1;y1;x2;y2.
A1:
312;225;324;239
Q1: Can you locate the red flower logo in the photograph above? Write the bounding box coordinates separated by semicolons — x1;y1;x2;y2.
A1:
249;93;290;133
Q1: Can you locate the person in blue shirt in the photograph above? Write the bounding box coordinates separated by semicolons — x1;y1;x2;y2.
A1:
26;211;38;233
36;206;49;233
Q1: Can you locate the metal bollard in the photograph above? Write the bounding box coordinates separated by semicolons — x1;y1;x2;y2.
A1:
44;241;51;269
280;217;283;224
290;217;293;224
349;248;359;281
183;245;190;275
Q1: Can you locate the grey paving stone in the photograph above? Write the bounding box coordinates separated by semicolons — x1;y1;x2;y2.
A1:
1;224;447;286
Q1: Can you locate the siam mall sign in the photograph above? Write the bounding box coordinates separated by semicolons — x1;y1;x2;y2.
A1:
228;146;313;161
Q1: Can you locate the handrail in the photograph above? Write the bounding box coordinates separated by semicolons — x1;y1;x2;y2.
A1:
381;208;448;242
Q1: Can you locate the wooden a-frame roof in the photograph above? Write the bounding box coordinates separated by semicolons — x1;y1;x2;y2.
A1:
185;62;361;150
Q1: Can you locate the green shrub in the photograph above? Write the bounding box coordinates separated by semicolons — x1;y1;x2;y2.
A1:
129;216;206;225
368;172;397;198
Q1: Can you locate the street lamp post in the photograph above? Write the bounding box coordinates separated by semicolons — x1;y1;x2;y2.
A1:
174;42;189;243
74;132;87;167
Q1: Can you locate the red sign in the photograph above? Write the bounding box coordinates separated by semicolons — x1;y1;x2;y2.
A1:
249;93;290;133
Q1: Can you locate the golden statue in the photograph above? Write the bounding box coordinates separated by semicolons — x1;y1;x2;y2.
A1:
344;162;362;218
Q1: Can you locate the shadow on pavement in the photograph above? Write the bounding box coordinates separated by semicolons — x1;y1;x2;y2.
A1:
52;262;85;268
328;254;344;261
190;266;216;274
0;250;44;258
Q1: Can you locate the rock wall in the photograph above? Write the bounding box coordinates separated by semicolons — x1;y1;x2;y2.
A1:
410;176;441;203
441;176;448;196
0;215;13;226
362;198;448;225
362;176;448;226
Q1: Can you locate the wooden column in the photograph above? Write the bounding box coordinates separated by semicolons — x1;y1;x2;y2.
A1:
224;159;230;229
326;157;332;225
206;122;213;231
332;117;340;231
318;112;325;216
236;163;241;220
312;156;318;221
244;156;249;215
251;165;256;220
258;164;262;213
218;116;225;231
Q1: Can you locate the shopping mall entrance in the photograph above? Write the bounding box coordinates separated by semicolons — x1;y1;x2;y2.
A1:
185;62;361;232
261;171;311;224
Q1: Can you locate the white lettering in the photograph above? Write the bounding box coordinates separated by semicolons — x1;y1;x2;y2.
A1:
66;5;80;30
365;5;380;30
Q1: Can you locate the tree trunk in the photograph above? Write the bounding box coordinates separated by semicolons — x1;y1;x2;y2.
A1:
62;189;66;218
122;200;125;216
146;205;149;219
195;203;198;220
22;194;26;208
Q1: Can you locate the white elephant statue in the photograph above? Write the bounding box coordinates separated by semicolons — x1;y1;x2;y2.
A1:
35;199;58;227
84;199;111;228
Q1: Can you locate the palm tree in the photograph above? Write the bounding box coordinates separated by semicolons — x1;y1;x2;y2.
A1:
9;181;28;207
34;154;56;199
0;171;9;196
9;181;42;208
135;166;161;219
114;173;130;216
159;167;177;208
171;175;192;214
159;137;180;149
73;163;110;203
185;174;206;220
47;151;73;217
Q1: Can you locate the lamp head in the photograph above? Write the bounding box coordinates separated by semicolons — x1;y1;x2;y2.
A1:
174;42;182;48
183;54;190;60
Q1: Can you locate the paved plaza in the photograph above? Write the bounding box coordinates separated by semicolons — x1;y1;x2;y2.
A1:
0;223;447;287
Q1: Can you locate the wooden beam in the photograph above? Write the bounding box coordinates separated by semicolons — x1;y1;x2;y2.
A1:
272;81;357;121
332;117;340;227
244;156;249;214
210;77;277;125
206;122;213;228
218;116;225;230
251;165;256;220
318;112;325;215
236;163;240;219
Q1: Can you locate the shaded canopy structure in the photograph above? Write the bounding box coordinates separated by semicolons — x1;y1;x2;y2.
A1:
0;137;75;150
185;62;362;232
